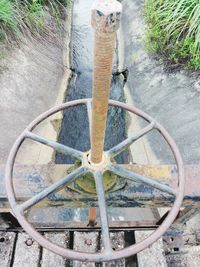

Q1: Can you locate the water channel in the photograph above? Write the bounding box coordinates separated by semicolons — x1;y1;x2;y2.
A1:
56;0;129;164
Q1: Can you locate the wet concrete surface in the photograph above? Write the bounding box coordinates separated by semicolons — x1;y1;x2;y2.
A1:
122;0;200;164
56;0;129;164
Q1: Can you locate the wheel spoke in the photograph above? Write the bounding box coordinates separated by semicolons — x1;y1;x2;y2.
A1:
86;100;92;145
25;131;83;160
94;171;112;253
18;167;88;212
108;164;176;196
108;122;155;158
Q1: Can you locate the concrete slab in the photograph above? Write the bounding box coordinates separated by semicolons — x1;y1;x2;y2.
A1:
166;246;200;267
73;232;98;267
0;232;16;266
135;231;167;267
13;233;40;267
102;232;125;267
42;232;69;267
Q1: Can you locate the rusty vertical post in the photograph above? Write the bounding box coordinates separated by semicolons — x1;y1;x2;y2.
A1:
88;207;97;227
90;0;122;164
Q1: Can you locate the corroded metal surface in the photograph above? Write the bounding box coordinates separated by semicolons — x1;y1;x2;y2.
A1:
91;0;121;33
1;164;198;209
90;0;122;163
5;99;185;262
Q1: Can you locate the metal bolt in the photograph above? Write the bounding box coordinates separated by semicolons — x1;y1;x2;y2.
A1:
85;239;93;246
25;238;34;246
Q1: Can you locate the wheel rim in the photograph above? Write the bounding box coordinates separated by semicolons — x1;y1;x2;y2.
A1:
5;98;185;262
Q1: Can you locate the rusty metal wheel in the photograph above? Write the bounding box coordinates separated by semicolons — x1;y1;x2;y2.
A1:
5;99;185;262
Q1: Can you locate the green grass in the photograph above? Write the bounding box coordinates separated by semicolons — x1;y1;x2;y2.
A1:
0;0;19;41
0;0;71;44
145;0;200;70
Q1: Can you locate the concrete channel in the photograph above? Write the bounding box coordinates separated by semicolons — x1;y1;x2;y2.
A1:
1;0;199;265
0;0;165;266
53;1;159;266
56;0;129;164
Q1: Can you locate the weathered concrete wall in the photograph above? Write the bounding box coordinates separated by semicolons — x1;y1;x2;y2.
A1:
121;0;200;164
0;11;72;164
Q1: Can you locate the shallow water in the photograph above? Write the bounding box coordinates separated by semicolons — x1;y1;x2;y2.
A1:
56;0;129;164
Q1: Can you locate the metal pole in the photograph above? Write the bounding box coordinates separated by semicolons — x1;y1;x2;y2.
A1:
90;0;122;163
88;207;97;227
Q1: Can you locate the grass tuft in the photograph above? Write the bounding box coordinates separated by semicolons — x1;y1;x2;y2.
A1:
0;0;72;44
145;0;200;69
0;0;19;41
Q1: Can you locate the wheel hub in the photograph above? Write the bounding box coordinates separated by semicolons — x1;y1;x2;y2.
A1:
82;151;111;172
67;151;125;194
